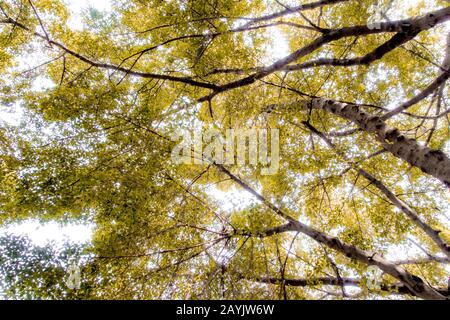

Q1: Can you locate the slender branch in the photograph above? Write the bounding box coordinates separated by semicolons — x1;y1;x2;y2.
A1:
393;255;450;265
203;30;418;76
382;32;450;120
120;116;447;299
198;7;450;102
244;275;449;298
27;0;51;46
231;223;297;238
242;0;350;27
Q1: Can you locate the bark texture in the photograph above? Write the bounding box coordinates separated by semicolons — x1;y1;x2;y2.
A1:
214;164;447;299
309;98;450;187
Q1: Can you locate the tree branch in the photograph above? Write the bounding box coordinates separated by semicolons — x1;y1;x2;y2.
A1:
300;120;450;260
198;7;450;102
304;98;450;187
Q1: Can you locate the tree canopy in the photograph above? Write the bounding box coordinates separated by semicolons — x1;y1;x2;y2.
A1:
0;0;449;300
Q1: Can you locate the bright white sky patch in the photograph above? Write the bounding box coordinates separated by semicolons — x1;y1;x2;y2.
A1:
0;0;113;246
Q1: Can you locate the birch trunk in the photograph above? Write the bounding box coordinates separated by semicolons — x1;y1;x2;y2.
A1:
309;98;450;187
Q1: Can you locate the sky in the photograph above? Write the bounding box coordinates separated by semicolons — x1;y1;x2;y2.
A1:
0;0;448;268
65;0;112;30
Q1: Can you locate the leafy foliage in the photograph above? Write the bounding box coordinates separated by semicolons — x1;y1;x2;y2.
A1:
0;0;449;300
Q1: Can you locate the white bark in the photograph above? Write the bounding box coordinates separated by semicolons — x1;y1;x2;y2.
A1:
309;98;450;187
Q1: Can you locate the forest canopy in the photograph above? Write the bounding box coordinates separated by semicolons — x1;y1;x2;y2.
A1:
0;0;449;300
